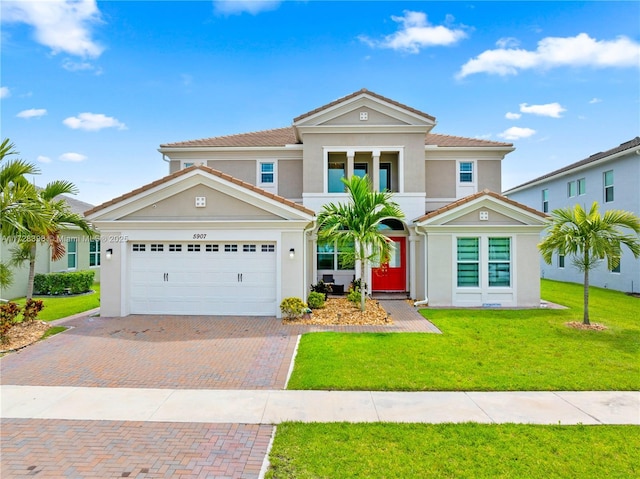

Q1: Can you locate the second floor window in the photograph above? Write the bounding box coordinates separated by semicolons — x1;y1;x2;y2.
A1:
567;181;576;198
604;170;614;202
260;162;274;184
577;178;586;195
328;162;346;193
459;162;473;183
542;189;549;213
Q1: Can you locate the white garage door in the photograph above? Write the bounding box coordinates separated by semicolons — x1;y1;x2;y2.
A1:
129;242;277;316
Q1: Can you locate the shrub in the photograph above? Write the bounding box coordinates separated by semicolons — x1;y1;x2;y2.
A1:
347;288;361;305
280;297;307;320
0;301;21;344
22;299;44;322
307;291;325;309
34;270;95;295
311;280;332;299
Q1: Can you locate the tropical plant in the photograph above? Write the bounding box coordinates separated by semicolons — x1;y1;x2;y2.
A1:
10;181;94;299
280;297;308;320
538;202;640;324
307;291;325;309
317;175;404;312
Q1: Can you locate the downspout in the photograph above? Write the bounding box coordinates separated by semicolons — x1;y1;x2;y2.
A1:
413;224;429;307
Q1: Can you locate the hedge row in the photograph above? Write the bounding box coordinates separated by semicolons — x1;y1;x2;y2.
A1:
33;270;95;295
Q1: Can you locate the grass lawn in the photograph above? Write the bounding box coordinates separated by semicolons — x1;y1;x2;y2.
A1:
267;423;640;479
14;283;100;321
287;280;639;391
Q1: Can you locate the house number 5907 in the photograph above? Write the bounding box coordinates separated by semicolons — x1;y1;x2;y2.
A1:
193;233;207;239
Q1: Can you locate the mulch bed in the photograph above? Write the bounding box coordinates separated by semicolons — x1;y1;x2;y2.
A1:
1;321;51;353
565;321;608;331
283;297;392;325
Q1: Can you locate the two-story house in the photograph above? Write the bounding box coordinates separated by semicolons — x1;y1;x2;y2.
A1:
505;137;640;293
86;89;547;317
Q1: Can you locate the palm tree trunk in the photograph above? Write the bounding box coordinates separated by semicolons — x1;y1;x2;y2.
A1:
583;251;590;325
26;243;36;300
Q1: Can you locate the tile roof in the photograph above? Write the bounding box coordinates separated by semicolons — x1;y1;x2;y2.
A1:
160;127;299;148
504;136;640;193
293;88;436;123
85;165;315;217
161;127;511;149
416;189;548;223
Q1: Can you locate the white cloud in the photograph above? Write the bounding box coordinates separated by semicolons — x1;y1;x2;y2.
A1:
498;127;536;140
589;97;602;104
505;112;521;120
0;86;9;99
519;102;566;118
16;108;47;119
1;0;104;58
63;112;126;131
496;37;520;49
37;155;52;163
359;10;467;53
62;59;103;74
457;33;640;78
213;1;280;15
59;152;87;162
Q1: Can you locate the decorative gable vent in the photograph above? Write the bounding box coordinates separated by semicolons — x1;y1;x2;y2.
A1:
359;111;368;121
195;196;206;208
479;211;489;221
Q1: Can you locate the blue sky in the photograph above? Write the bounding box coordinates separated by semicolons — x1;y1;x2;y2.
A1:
1;0;639;206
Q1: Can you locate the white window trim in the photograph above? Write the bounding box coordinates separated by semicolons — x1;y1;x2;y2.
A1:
457;160;476;185
89;239;101;268
257;159;278;194
67;238;78;270
452;234;514;292
604;170;614;203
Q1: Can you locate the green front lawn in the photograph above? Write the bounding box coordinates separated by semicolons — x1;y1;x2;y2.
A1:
287;280;640;391
14;283;100;321
267;423;640;479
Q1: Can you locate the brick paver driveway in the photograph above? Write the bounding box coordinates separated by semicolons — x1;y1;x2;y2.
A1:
1;305;437;477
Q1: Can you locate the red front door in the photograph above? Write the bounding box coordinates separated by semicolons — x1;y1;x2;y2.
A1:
371;237;406;292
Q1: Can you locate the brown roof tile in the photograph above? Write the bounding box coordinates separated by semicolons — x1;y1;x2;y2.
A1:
85;165;314;217
416;189;547;223
425;133;512;148
505;137;640;193
160;127;299;148
293;88;436;123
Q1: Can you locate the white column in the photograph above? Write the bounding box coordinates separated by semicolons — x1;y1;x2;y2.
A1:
408;233;417;299
347;150;355;179
372;150;380;191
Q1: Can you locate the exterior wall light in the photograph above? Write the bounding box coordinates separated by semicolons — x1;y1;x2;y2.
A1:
289;248;295;259
105;248;113;259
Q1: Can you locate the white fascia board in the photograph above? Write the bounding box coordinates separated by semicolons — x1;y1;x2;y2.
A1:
297;125;430;135
91;219;314;231
420;224;546;234
504;148;638;195
158;145;303;154
425;145;515;154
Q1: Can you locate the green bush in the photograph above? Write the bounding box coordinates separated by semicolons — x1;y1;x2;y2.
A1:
310;280;332;299
280;297;307;320
307;291;325;309
33;270;95;295
347;288;361;305
0;302;21;344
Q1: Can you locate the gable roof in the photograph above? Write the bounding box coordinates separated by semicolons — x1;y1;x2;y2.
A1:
416;189;547;223
84;165;314;217
504;136;640;194
293;88;436;123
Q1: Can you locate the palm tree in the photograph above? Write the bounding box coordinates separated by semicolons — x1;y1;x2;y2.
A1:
317;175;404;312
11;181;94;299
539;202;640;325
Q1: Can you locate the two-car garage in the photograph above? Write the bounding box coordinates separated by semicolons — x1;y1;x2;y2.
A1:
129;241;277;316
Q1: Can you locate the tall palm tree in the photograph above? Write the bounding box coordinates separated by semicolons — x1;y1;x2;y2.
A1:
539;202;640;325
11;181;95;299
317;175;404;311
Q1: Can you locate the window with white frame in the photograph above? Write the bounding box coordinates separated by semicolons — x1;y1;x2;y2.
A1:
67;238;77;269
542;189;549;213
259;162;275;185
567;180;577;198
328;161;346;193
558;251;565;268
604;170;614;203
183;162;195;169
577;178;586;196
610;262;621;273
89;239;100;267
459;162;474;183
488;238;511;287
456;237;479;287
317;240;354;270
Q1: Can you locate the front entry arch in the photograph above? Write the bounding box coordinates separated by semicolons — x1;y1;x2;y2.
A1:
371;236;406;292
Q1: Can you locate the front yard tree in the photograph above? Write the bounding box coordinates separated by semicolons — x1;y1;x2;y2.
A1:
317;175;404;312
10;181;94;299
538;202;640;325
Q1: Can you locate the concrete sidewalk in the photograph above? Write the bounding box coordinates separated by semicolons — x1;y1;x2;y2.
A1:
2;385;638;425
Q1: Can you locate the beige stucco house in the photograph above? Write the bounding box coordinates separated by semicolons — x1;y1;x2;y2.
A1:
87;89;547;317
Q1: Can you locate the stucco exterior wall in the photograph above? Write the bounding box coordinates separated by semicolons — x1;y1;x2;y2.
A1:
426;233;453;306
515;233;542;307
478;160;502;192
278;159;303;200
425;160;456;199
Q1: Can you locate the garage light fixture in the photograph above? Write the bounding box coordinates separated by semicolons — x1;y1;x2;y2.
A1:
105;248;113;259
289;248;295;259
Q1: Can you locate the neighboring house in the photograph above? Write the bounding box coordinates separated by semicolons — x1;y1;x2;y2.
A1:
87;89;546;318
0;195;100;300
504;137;640;293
